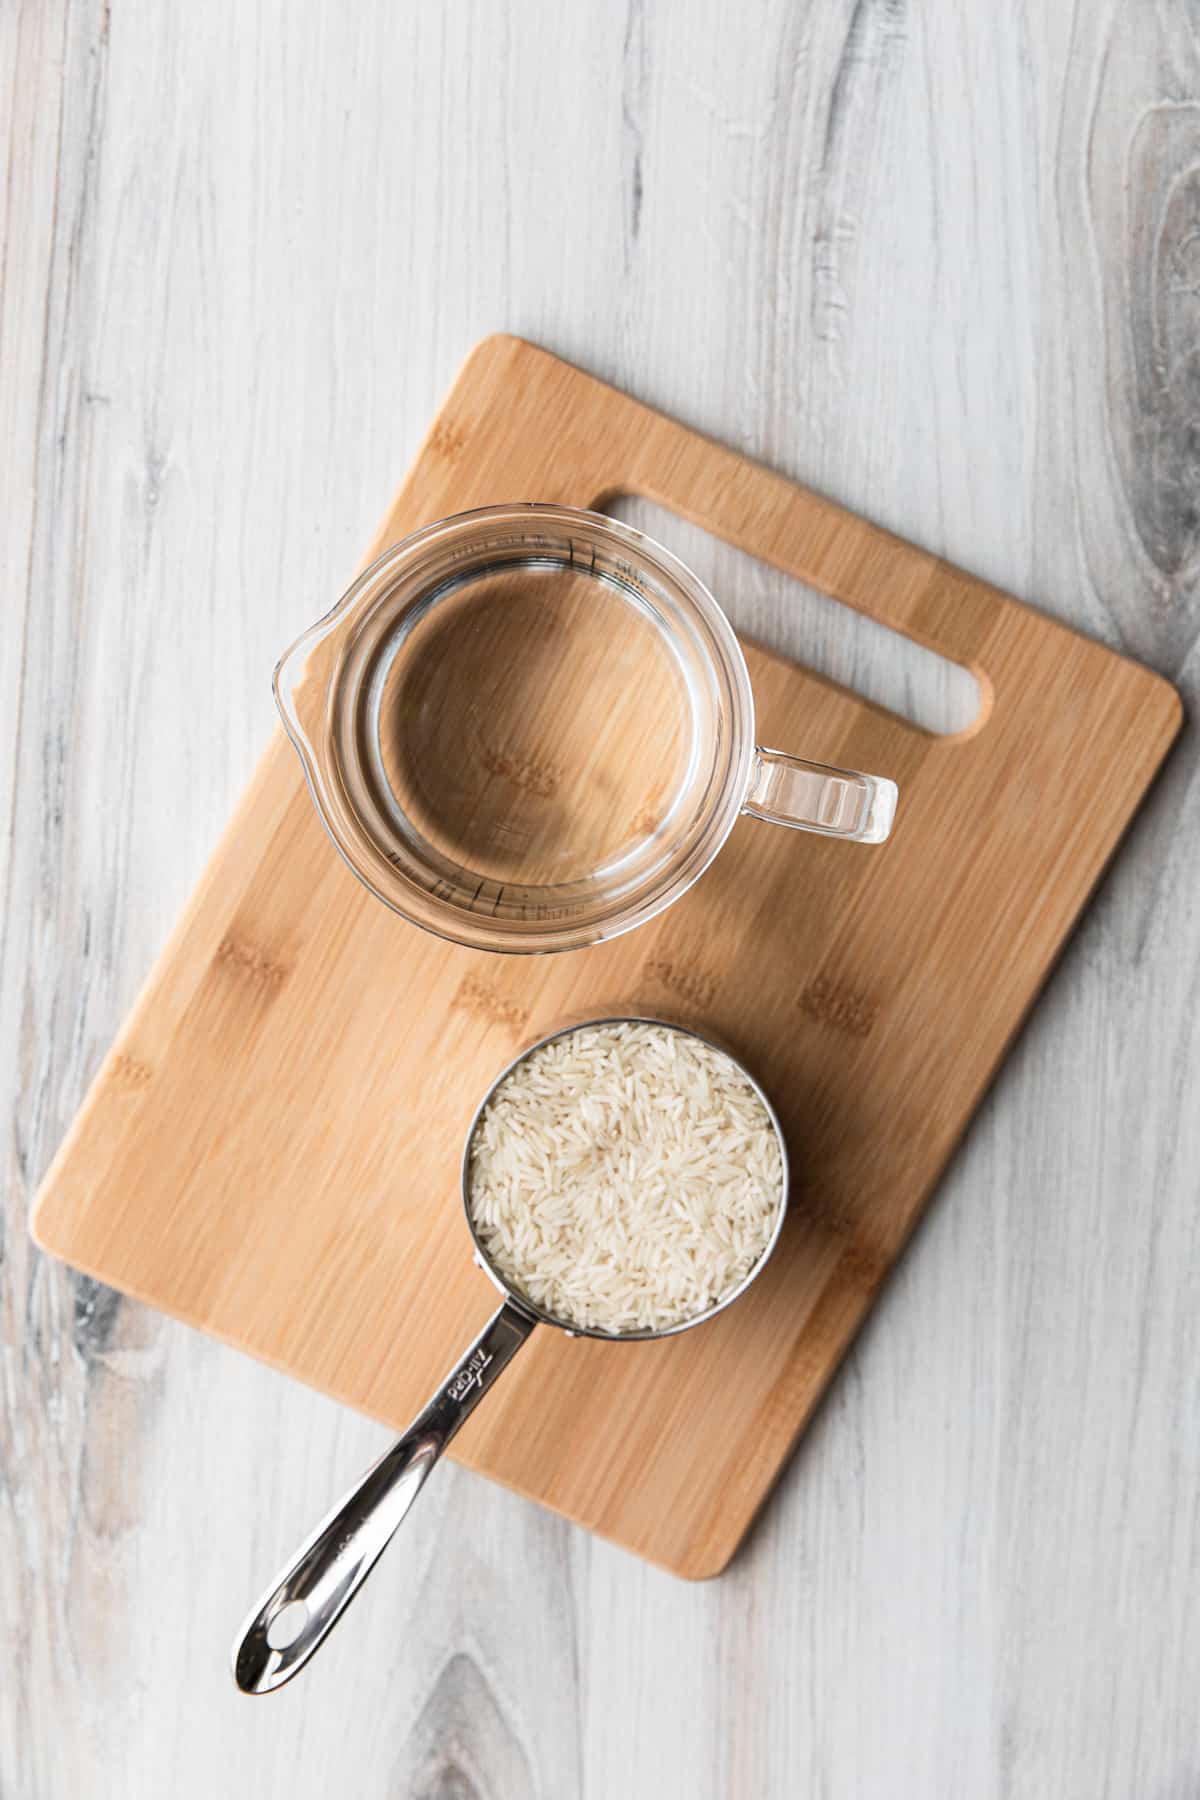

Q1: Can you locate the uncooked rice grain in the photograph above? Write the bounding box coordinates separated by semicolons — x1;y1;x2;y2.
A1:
467;1021;784;1335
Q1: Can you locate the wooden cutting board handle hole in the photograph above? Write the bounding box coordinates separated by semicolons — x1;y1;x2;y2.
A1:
602;493;983;739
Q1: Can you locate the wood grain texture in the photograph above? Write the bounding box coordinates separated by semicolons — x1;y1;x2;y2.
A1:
4;2;1200;1796
29;332;1180;1582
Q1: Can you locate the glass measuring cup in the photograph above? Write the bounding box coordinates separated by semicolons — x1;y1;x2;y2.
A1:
275;504;897;953
232;1017;788;1696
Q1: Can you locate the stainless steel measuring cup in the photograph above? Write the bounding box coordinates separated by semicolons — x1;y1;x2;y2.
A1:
233;1017;788;1695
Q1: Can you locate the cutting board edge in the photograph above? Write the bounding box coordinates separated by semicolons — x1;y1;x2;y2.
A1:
25;1203;739;1579
660;676;1184;1579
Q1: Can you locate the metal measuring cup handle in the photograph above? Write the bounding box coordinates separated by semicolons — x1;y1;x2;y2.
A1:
232;1299;535;1695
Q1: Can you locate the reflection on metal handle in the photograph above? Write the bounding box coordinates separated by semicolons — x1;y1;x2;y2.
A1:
744;746;897;844
233;1299;536;1695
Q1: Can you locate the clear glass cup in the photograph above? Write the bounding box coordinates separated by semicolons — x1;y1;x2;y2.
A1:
274;504;897;954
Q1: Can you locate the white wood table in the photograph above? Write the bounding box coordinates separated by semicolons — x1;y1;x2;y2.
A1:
4;3;1198;1794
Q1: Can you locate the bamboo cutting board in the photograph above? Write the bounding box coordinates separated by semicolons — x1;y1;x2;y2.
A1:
32;336;1181;1577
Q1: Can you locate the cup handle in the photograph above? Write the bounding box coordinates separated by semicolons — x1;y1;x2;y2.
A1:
232;1299;536;1695
743;747;898;844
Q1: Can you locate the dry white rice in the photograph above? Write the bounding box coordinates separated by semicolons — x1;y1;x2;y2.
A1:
466;1020;784;1335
